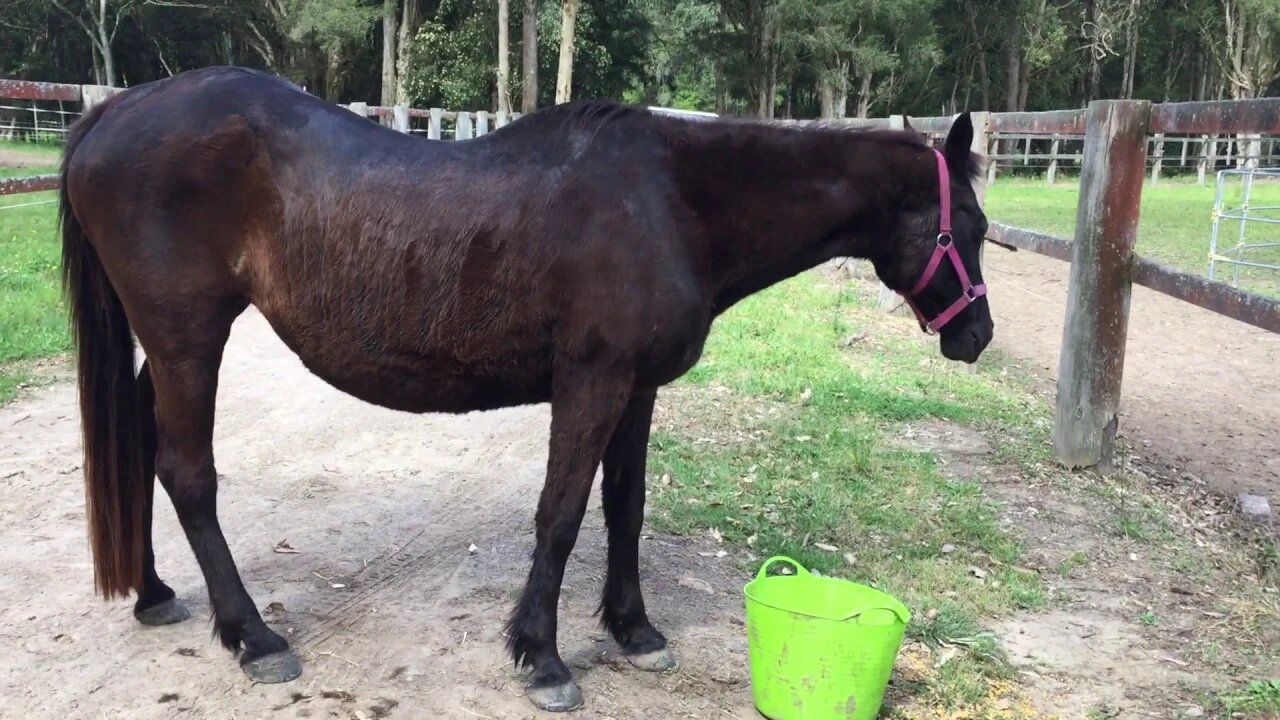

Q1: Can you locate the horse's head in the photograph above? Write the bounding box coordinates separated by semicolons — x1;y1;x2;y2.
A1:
875;113;993;364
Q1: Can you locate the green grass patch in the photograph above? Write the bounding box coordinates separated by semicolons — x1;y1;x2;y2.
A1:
986;177;1280;297
0;195;66;401
649;274;1049;707
1218;679;1280;717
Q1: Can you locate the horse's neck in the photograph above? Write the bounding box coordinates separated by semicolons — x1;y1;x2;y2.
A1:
670;124;911;314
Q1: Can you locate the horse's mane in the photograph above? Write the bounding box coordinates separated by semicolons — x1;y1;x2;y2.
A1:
515;100;986;182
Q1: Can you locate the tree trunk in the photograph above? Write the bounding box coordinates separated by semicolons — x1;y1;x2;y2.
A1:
94;0;117;87
819;76;836;119
964;1;989;109
714;5;729;114
396;0;420;104
856;71;872;117
1084;0;1100;102
1121;0;1140;99
381;0;397;106
554;0;580;104
325;47;346;101
497;0;511;114
1004;24;1021;112
522;0;538;112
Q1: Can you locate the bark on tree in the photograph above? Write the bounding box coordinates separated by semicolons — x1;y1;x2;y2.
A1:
521;0;538;112
396;0;420;104
381;0;397;106
497;0;511;114
554;0;580;104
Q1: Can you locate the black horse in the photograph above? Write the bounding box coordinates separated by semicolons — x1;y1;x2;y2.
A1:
58;66;992;712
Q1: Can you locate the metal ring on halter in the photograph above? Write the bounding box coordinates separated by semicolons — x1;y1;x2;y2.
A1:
936;232;953;246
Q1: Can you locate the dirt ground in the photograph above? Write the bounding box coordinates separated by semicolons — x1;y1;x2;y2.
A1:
0;146;57;169
0;248;1275;720
0;311;758;720
984;249;1279;499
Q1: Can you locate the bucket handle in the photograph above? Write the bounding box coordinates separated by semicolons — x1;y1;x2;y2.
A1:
755;556;809;580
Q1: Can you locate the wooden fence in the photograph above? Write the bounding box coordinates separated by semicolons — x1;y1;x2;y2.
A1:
0;78;511;196
921;100;1279;472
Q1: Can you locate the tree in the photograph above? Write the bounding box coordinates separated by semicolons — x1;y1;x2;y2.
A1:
521;0;537;111
554;0;579;102
382;0;397;105
1212;0;1280;98
498;0;511;113
47;0;140;86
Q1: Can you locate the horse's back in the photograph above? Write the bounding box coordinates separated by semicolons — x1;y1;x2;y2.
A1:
64;67;708;410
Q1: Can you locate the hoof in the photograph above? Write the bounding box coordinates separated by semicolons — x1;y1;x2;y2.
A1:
526;681;583;712
135;598;191;627
241;650;302;684
625;646;677;672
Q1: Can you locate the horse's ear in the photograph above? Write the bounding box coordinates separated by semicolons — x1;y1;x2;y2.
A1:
902;116;916;134
945;112;974;168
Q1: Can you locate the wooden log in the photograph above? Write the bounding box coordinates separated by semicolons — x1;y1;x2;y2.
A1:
429;108;443;139
1053;99;1151;473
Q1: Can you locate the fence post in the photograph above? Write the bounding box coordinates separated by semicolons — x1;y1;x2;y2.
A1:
81;85;114;109
960;111;990;375
392;104;410;132
475;110;490;136
1047;135;1060;185
879;114;908;312
1023;136;1032;166
428;108;443;139
986;137;998;185
347;102;368;117
1150;132;1165;185
456;111;473;139
1053;99;1151;472
496;109;510;128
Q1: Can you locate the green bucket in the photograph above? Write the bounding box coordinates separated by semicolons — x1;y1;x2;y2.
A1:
743;557;911;720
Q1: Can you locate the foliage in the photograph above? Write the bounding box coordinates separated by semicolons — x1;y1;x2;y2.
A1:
1;0;1278;118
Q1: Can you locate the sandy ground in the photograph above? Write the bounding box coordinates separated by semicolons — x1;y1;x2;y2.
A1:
985;249;1280;499
1;247;1275;720
0;310;757;720
0;146;57;170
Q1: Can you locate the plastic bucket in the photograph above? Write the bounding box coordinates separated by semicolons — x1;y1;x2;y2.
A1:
743;556;911;720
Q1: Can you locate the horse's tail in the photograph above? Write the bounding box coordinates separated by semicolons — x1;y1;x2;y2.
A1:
60;101;146;599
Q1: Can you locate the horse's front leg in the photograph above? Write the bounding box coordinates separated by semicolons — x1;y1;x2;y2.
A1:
599;389;676;671
506;367;632;712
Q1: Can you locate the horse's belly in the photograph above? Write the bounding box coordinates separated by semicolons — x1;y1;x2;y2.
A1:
310;353;552;414
258;308;552;414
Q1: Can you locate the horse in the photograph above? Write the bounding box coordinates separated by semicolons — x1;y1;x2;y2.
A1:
58;66;992;712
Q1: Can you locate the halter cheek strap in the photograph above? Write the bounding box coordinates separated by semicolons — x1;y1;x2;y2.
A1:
903;149;987;334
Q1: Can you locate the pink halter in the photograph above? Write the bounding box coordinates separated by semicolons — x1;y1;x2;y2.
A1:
903;149;987;334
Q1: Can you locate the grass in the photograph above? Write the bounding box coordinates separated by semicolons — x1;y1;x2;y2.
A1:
1218;679;1280;717
0;189;65;403
985;176;1280;297
647;273;1050;709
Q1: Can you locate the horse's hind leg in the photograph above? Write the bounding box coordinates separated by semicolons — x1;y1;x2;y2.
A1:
131;359;192;626
144;313;300;683
599;390;675;672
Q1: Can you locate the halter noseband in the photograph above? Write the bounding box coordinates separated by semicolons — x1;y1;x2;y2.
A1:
903;149;987;335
